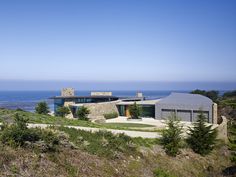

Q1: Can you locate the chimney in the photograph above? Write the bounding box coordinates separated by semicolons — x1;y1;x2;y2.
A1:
61;88;75;97
136;92;143;98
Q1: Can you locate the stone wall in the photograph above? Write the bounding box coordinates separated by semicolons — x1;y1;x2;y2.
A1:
84;101;120;120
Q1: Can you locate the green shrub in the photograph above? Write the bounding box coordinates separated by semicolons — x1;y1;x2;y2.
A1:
129;102;142;119
0;113;59;151
0;114;40;147
190;90;219;102
56;106;70;117
223;90;236;98
103;112;118;119
57;126;137;159
228;121;236;164
153;168;176;177
186;112;217;155
231;152;236;164
35;102;50;115
160;115;183;156
76;106;90;120
16;108;25;112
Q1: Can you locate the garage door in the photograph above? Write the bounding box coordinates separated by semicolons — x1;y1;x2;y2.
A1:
193;111;209;122
177;110;191;122
161;109;175;119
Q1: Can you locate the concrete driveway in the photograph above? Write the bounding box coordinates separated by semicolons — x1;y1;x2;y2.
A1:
28;123;161;139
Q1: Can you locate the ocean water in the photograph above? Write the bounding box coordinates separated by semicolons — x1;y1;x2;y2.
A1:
0;90;190;112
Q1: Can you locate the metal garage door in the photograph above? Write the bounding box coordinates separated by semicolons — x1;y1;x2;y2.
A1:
177;110;191;122
193;111;209;122
161;109;175;119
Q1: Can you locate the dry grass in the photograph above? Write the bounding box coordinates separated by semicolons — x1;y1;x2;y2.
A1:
148;144;231;177
0;142;232;177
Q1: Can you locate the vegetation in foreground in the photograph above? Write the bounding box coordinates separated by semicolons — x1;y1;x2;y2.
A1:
0;108;158;132
0;113;59;152
129;102;142;119
160;115;183;156
103;112;119;119
76;106;90;120
56;106;70;117
0;89;235;176
228;120;236;165
0;111;233;176
187;112;218;155
35;101;50;115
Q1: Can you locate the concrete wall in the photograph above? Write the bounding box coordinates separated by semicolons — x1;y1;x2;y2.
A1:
84;101;120;120
212;103;218;124
90;92;112;96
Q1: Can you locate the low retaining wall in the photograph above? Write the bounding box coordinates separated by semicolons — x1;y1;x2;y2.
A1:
217;116;228;143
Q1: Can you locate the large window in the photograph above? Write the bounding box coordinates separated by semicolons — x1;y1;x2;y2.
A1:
141;105;155;118
117;105;125;116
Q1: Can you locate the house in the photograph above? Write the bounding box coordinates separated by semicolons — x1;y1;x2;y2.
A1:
51;88;217;123
51;88;119;119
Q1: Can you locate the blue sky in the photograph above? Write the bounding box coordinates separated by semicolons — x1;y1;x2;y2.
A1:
0;0;236;90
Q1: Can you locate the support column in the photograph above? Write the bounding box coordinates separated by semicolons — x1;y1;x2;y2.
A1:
212;103;218;124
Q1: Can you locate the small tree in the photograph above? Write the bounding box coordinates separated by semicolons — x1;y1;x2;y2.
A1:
56;106;70;117
0;113;38;147
14;113;28;130
77;106;90;121
186;112;217;155
160;114;183;156
35;102;50;115
129;102;142;119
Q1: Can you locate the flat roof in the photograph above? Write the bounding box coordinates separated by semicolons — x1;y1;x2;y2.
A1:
116;99;160;105
50;95;119;99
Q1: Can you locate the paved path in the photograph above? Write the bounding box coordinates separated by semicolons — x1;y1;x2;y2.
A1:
28;123;161;139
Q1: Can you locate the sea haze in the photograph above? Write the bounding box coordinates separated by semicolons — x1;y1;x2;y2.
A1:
0;80;236;91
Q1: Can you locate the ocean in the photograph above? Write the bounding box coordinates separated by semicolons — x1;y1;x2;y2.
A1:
0;90;193;112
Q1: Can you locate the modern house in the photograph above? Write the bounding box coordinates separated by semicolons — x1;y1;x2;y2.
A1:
51;88;218;123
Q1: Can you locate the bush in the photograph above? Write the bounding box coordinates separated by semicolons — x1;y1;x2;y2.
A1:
191;89;219;102
35;102;50;115
160;115;183;156
103;112;118;119
0;113;59;151
223;90;236;98
228;121;236;164
0;114;39;147
16;108;25;112
186;112;217;155
56;106;70;117
153;168;176;177
129;102;142;119
57;126;137;159
76;106;90;120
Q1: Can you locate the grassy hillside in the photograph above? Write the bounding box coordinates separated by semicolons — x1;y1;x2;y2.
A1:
0;129;231;177
0;110;233;177
0;96;235;177
0;108;158;132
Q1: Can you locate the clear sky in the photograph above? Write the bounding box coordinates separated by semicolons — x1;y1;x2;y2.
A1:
0;0;236;90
